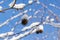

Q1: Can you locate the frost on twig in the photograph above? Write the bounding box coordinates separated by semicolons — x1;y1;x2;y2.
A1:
10;29;33;40
0;0;59;40
0;6;2;10
0;31;14;38
0;11;23;27
0;0;37;12
0;0;4;4
9;0;16;8
0;9;29;27
49;3;60;9
13;3;26;9
45;16;60;28
10;24;44;40
21;22;40;31
48;22;60;28
28;0;33;4
0;0;16;12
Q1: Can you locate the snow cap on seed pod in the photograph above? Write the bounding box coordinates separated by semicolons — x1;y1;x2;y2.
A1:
36;25;44;34
22;14;28;20
21;14;28;25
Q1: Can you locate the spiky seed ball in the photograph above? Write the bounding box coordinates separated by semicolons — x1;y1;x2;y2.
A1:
21;14;28;25
21;18;28;25
36;25;43;34
36;30;43;34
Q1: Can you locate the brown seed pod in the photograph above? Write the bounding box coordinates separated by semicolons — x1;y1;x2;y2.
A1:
21;18;28;25
36;30;43;34
36;25;43;34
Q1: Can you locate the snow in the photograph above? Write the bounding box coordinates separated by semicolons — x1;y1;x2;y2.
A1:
21;22;40;31
46;16;50;22
0;31;14;38
49;3;60;9
10;24;43;40
28;0;33;4
0;13;22;27
29;8;32;11
0;1;4;4
34;10;40;15
4;37;8;40
49;3;55;7
28;16;32;19
0;33;7;38
46;16;50;19
36;0;40;4
0;19;9;27
9;0;16;7
10;36;17;40
23;10;28;13
9;0;26;9
46;16;54;22
38;25;43;30
10;30;32;40
22;14;28;19
14;3;26;9
7;32;14;35
50;18;54;22
11;27;15;31
0;6;2;10
48;22;60;28
31;29;37;34
0;10;28;27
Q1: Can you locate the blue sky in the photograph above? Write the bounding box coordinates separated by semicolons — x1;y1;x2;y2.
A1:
0;0;60;40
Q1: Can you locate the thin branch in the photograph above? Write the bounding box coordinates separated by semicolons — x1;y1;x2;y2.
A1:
0;0;37;12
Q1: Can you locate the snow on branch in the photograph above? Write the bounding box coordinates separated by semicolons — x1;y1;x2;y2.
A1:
0;10;25;27
10;23;44;40
48;22;60;28
13;3;26;9
0;0;37;12
1;21;43;40
0;0;4;4
0;9;29;28
0;6;3;10
28;0;33;4
45;16;60;28
0;31;14;38
0;0;16;12
10;29;33;40
9;0;16;8
0;0;59;40
38;2;60;22
49;3;60;9
21;22;40;31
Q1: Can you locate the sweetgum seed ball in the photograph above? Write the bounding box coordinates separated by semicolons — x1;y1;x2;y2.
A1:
36;30;43;34
21;19;28;25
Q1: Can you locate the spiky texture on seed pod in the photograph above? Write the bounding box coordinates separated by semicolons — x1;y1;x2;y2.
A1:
21;18;28;25
36;30;43;34
21;14;28;25
36;25;43;34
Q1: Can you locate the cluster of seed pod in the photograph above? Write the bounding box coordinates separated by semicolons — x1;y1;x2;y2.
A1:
21;14;44;34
